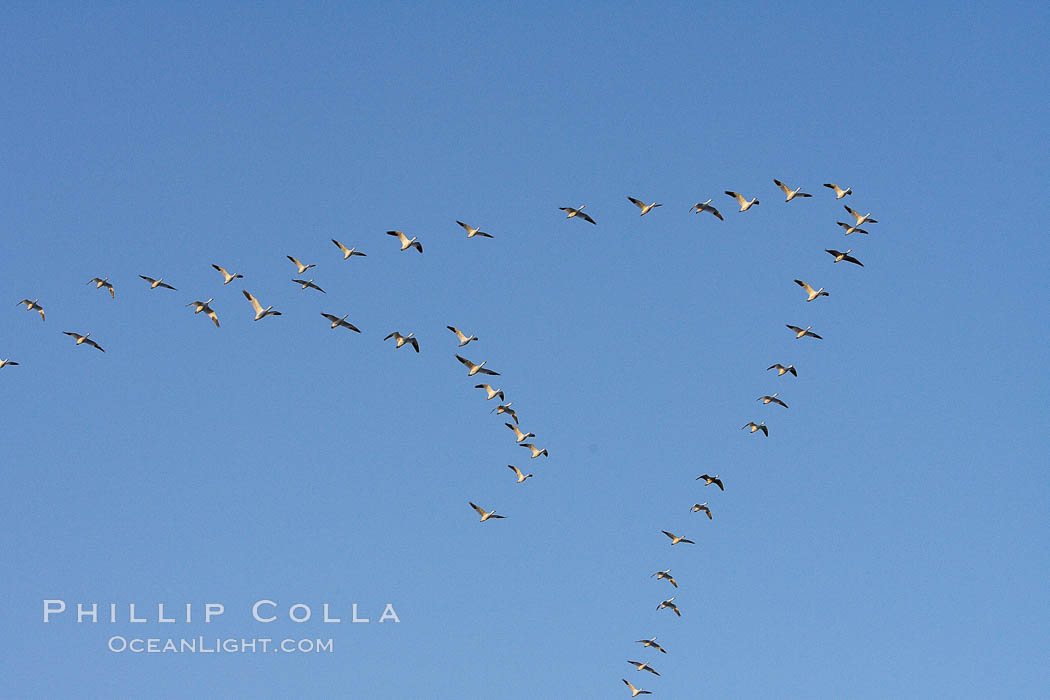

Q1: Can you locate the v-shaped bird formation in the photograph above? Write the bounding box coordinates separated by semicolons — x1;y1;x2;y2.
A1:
8;180;881;697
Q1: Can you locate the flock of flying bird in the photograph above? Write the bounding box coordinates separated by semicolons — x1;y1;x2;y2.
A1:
8;180;880;695
580;179;877;696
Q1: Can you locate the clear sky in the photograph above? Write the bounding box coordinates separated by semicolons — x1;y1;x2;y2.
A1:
2;2;1047;698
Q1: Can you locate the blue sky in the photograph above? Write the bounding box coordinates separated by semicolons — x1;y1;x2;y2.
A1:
2;2;1047;698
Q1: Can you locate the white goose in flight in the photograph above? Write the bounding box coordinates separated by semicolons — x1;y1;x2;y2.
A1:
757;393;788;408
456;354;499;376
689;198;724;220
505;423;535;443
187;299;220;327
321;313;361;332
520;443;549;459
741;421;769;436
211;264;243;284
767;363;797;377
384;332;419;352
635;637;667;653
627;196;662;216
286;255;315;274
332;239;366;259
387;230;423;253
691;502;713;519
559;205;596;224
786;324;822;340
469;502;505;522
725;190;760;211
491;403;517;424
456;221;493;238
63;331;104;352
774;179;812;201
293;279;326;293
844;205;878;226
88;277;115;298
475;384;504;401
139;275;176;291
507;465;533;483
17;299;45;321
622;678;653;696
446;326;478;347
242;290;282;321
650;570;677;588
824;183;852;199
0;358;19;369
656;597;681;616
661;530;694;545
696;474;724;490
825;249;863;266
626;660;660;676
794;279;829;302
836;221;869;236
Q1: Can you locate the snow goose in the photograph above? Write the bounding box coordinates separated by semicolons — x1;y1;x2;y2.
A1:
386;230;423;253
321;313;361;332
292;279;326;293
650;570;677;588
626;660;660;676
286;255;315;274
696;474;724;490
656;598;681;616
844;205;878;226
627;196;662;216
0;358;19;369
469;502;505;522
767;363;797;377
757;393;788;408
475;384;504;401
332;239;366;259
824;183;852;199
559;205;596;224
507;465;533;483
187;299;220;327
88;277;115;298
622;679;653;696
520;442;549;459
491;403;517;424
836;221;869;236
741;421;769;436
211;264;243;284
139;275;176;291
794;279;829;302
63;331;104;352
825;249;864;266
446;326;478;347
725;190;760;211
455;221;493;238
689;198;724;220
505;423;535;443
691;502;713;519
456;354;499;376
242;290;282;321
661;530;694;545
384;332;419;352
786;324;822;340
635;637;667;653
774;179;812;201
17;299;45;321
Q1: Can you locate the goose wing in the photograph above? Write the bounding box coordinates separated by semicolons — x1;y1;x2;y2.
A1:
794;279;816;295
242;290;263;314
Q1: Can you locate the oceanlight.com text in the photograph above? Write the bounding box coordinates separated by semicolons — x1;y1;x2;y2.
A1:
107;636;334;654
